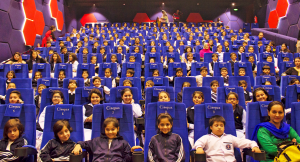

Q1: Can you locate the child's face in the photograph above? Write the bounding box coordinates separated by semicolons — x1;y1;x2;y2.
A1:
145;82;153;88
59;72;65;80
193;93;203;105
82;72;89;79
134;48;139;53
100;49;105;53
176;71;183;77
7;83;16;90
217;46;222;52
103;42;108;46
226;94;239;108
93;79;101;87
57;126;70;143
266;46;271;52
9;93;21;104
129;58;135;62
212;56;218;62
105;122;119;139
210;121;224;137
7;126;20;141
211;83;219;93
38;86;46;94
52;93;63;105
83;49;88;54
153;71;159;77
149;58;155;63
68;82;77;90
7;73;13;80
265;81;272;85
187;55;193;61
91;93;101;105
239;48;244;53
221;70;228;77
248;57;254;63
158;92;170;102
169;46;174;52
105;69;112;77
231;54;237;61
240;83;247;91
258;43;262;47
239;70;245;76
91;57;97;64
122;91;133;104
248;48;254;53
169;58;174;63
263;69;270;74
158;118;172;134
111;56;117;63
283;58;289;62
201;70;208;77
266;57;272;62
126;72;133;77
123;82;132;87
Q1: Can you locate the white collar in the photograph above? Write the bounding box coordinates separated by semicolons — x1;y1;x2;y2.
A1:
210;132;226;138
68;90;75;95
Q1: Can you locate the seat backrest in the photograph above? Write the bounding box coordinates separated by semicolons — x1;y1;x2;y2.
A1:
144;102;190;162
257;62;275;76
291;102;300;135
279;61;294;77
76;63;95;78
106;53;122;63
145;87;175;109
145;52;161;64
37;78;58;94
41;105;84;148
277;53;293;66
243;23;251;32
203;53;214;63
213;62;232;76
168;62;187;77
253;85;281;102
125;53;142;64
229;45;239;53
255;76;277;86
145;77;169;87
119;77;142;100
223;52;236;62
280;75;300;97
11;64;29;78
182;87;212;107
0;78;5;95
166;52;181;62
74;87;103;105
202;76;225;87
40;88;69;116
234;62;254;86
5;88;34;104
258;53;274;62
32;63;51;79
174;77;197;101
63;78;85;89
217;86;246;109
109;87;139;104
0;64;11;79
241;53;257;64
228;76;251;92
91;104;135;146
121;62;141;78
0;104;36;146
144;63;164;78
11;78;32;88
98;63;118;78
54;63;73;78
285;85;300;109
190;62;209;76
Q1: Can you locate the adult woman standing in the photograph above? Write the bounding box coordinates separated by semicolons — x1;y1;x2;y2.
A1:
42;25;56;47
251;101;300;162
282;57;300;76
160;10;169;23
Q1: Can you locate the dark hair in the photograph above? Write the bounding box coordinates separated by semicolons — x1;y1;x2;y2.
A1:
220;67;228;72
181;82;191;90
266;101;285;121
50;53;62;64
53;120;73;140
123;80;132;86
192;91;204;99
11;52;21;62
146;80;154;87
88;88;103;102
210;80;219;87
126;69;135;76
121;88;132;97
157;113;173;126
51;90;64;100
226;92;239;100
238;80;247;86
93;76;101;83
103;117;119;134
3;118;24;139
68;53;77;63
50;25;56;30
30;50;37;60
176;68;183;73
200;67;208;72
10;90;22;100
253;87;273;102
68;80;77;86
289;78;299;85
209;115;226;127
6;71;16;79
262;65;270;70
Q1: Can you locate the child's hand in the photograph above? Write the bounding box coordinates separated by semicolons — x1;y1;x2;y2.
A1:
292;138;297;143
187;71;191;76
72;144;82;155
252;147;261;153
196;147;205;154
131;99;135;104
187;123;189;128
131;146;144;152
18;99;24;104
59;101;63;104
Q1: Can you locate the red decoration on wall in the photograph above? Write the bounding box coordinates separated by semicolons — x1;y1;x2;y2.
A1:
186;13;204;23
80;14;97;26
133;13;151;23
268;0;289;28
50;0;64;31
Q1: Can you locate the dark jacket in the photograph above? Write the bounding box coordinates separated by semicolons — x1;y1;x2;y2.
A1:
26;57;47;71
177;92;183;102
148;131;185;162
40;138;75;162
77;134;132;162
0;137;27;161
234;105;244;130
83;103;93;129
244;90;251;101
35;95;41;116
186;106;194;131
284;67;299;76
69;93;75;105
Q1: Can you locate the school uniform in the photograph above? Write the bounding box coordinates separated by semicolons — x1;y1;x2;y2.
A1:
221;75;229;86
35;95;42;116
69;90;75;104
177;91;183;102
186;60;196;71
211;91;217;103
92;47;98;53
82;54;88;63
228;60;237;75
77;134;132;162
105;76;116;88
83;103;94;129
234;105;247;138
251;62;256;71
225;47;230;52
32;79;38;88
84;78;90;87
209;61;217;75
193;133;258;162
148;131;185;162
58;78;64;88
244;90;252;101
216;52;224;62
0;137;28;161
194;75;212;87
186;106;195;146
94;85;110;95
40;139;75;162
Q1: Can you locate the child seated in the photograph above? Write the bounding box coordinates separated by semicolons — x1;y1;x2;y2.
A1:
68;80;77;104
149;58;155;63
238;80;252;103
266;55;279;73
187;91;204;147
226;92;246;138
129;56;136;63
283;57;290;62
184;53;196;76
123;80;133;87
90;56;99;75
0;83;16;102
0;119;27;161
82;48;89;63
248;55;256;76
104;68;116;87
209;54;219;75
238;68;246;76
6;71;16;86
177;82;191;102
92;76;110;95
220;67;229;86
110;54;121;76
82;70;90;87
126;69;135;77
195;67;211;87
228;52;237;75
8;90;24;104
152;69;160;77
210;80;219;103
169;68;184;82
35;84;46;116
40;120;75;161
58;70;66;88
193;115;261;161
264;81;272;85
148;113;185;161
32;71;42;89
72;117;142;161
158;91;171;102
260;65;275;77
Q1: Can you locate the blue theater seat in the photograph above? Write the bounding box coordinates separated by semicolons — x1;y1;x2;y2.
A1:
87;53;103;64
277;53;293;65
40;88;69;116
144;102;190;162
228;76;251;92
109;87;139;104
234;62;254;86
63;78;85;89
76;63;95;79
98;62;118;78
255;76;276;86
280;75;300;97
256;62;275;76
223;52;237;62
241;53;257;64
202;76;225;87
32;63;51;79
125;53;142;64
190;62;209;76
119;77;142;100
166;52;181;62
203;53;214;63
217;86;246;109
174;77;197;101
168;62;187;77
5;89;34;104
279;61;294;76
291;102;300;135
74;87;103;105
213;62;232;76
41;105;84;148
182;87;212;107
11;64;29;78
145;52;161;63
145;87;175;109
11;78;32;88
258;53;274;62
121;62;141;78
253;85;281;102
54;63;73;78
0;78;5;96
36;78;58;94
145;77;169;86
144;63;164;78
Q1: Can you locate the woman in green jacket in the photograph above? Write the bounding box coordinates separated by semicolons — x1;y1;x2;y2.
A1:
251;101;300;162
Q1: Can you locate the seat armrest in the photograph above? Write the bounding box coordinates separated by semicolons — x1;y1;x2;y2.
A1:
136;117;145;125
69;150;87;162
132;150;144;162
243;148;266;161
14;145;37;157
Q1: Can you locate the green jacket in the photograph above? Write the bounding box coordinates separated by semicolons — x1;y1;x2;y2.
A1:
257;126;300;162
